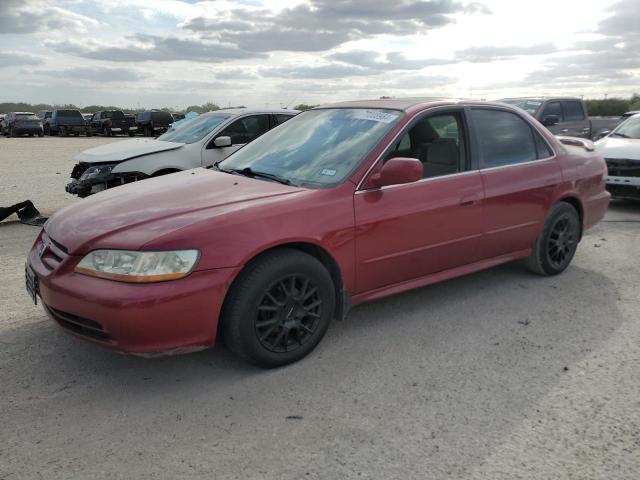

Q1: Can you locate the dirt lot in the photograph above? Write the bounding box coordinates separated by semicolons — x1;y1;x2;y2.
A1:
1;137;639;479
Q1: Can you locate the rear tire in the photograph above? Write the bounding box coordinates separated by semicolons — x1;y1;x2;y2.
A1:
526;202;581;276
221;248;335;368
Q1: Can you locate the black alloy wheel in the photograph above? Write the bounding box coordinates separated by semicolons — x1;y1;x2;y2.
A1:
547;214;577;269
526;202;580;276
222;248;335;367
255;274;323;354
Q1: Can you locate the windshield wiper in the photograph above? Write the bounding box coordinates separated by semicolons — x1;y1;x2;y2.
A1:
610;132;630;138
231;167;292;185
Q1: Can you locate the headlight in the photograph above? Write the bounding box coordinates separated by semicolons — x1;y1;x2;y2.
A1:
75;250;199;283
79;164;116;181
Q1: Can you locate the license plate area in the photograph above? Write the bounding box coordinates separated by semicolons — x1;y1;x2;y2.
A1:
25;264;38;305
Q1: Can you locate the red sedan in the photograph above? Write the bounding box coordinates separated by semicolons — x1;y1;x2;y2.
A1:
26;99;610;367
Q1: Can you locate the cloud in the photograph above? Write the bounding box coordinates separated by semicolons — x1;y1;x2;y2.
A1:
330;50;451;70
0;51;44;67
214;69;258;80
47;34;265;62
511;0;640;87
261;64;373;79
455;43;558;62
0;1;98;34
34;66;150;82
183;0;489;52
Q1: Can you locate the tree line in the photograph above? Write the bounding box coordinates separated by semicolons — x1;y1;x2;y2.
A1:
585;94;640;116
0;101;251;115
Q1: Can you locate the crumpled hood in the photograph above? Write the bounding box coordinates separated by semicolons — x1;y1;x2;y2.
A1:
75;138;184;164
595;137;640;160
46;169;304;254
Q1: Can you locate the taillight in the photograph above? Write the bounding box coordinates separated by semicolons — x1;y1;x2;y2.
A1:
150;121;154;128
106;119;112;128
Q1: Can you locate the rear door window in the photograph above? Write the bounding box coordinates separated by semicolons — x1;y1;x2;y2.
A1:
219;114;270;145
471;109;539;168
541;102;563;121
563;101;585;121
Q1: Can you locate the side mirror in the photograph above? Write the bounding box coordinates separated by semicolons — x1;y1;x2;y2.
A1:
543;115;559;127
370;157;423;188
593;129;610;141
213;136;232;148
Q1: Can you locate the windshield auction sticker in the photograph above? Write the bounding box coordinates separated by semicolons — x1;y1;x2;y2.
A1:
351;110;399;124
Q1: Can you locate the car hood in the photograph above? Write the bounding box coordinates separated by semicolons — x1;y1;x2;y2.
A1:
595;137;640;160
46;169;305;255
75;138;184;164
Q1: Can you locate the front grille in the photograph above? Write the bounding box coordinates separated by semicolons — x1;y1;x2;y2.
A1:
45;304;112;342
39;232;68;271
605;158;640;178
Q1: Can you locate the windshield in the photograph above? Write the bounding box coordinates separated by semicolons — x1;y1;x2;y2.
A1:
219;108;402;188
611;115;640;139
500;99;543;115
158;113;231;144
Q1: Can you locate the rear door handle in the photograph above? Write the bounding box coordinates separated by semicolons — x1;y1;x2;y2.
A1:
459;195;478;206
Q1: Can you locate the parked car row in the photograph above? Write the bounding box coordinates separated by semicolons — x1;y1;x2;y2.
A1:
28;98;611;367
0;109;185;138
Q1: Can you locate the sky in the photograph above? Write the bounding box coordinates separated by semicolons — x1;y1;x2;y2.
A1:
0;0;638;109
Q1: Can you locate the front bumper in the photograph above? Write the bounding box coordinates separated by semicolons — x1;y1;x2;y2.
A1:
66;171;149;197
606;175;640;198
27;231;240;355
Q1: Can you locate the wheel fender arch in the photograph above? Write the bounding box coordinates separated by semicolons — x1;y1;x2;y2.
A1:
220;241;348;333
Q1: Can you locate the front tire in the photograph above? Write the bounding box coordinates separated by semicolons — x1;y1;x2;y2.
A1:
526;202;581;276
222;249;335;368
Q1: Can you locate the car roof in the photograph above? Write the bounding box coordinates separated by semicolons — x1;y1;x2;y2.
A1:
500;96;583;102
315;97;520;114
13;111;35;115
199;108;300;117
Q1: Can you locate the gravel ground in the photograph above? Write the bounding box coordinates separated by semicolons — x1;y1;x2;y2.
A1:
0;136;122;217
1;138;639;479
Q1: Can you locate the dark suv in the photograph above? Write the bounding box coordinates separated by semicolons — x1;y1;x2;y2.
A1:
3;112;43;137
135;110;174;136
500;97;592;139
48;109;88;136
